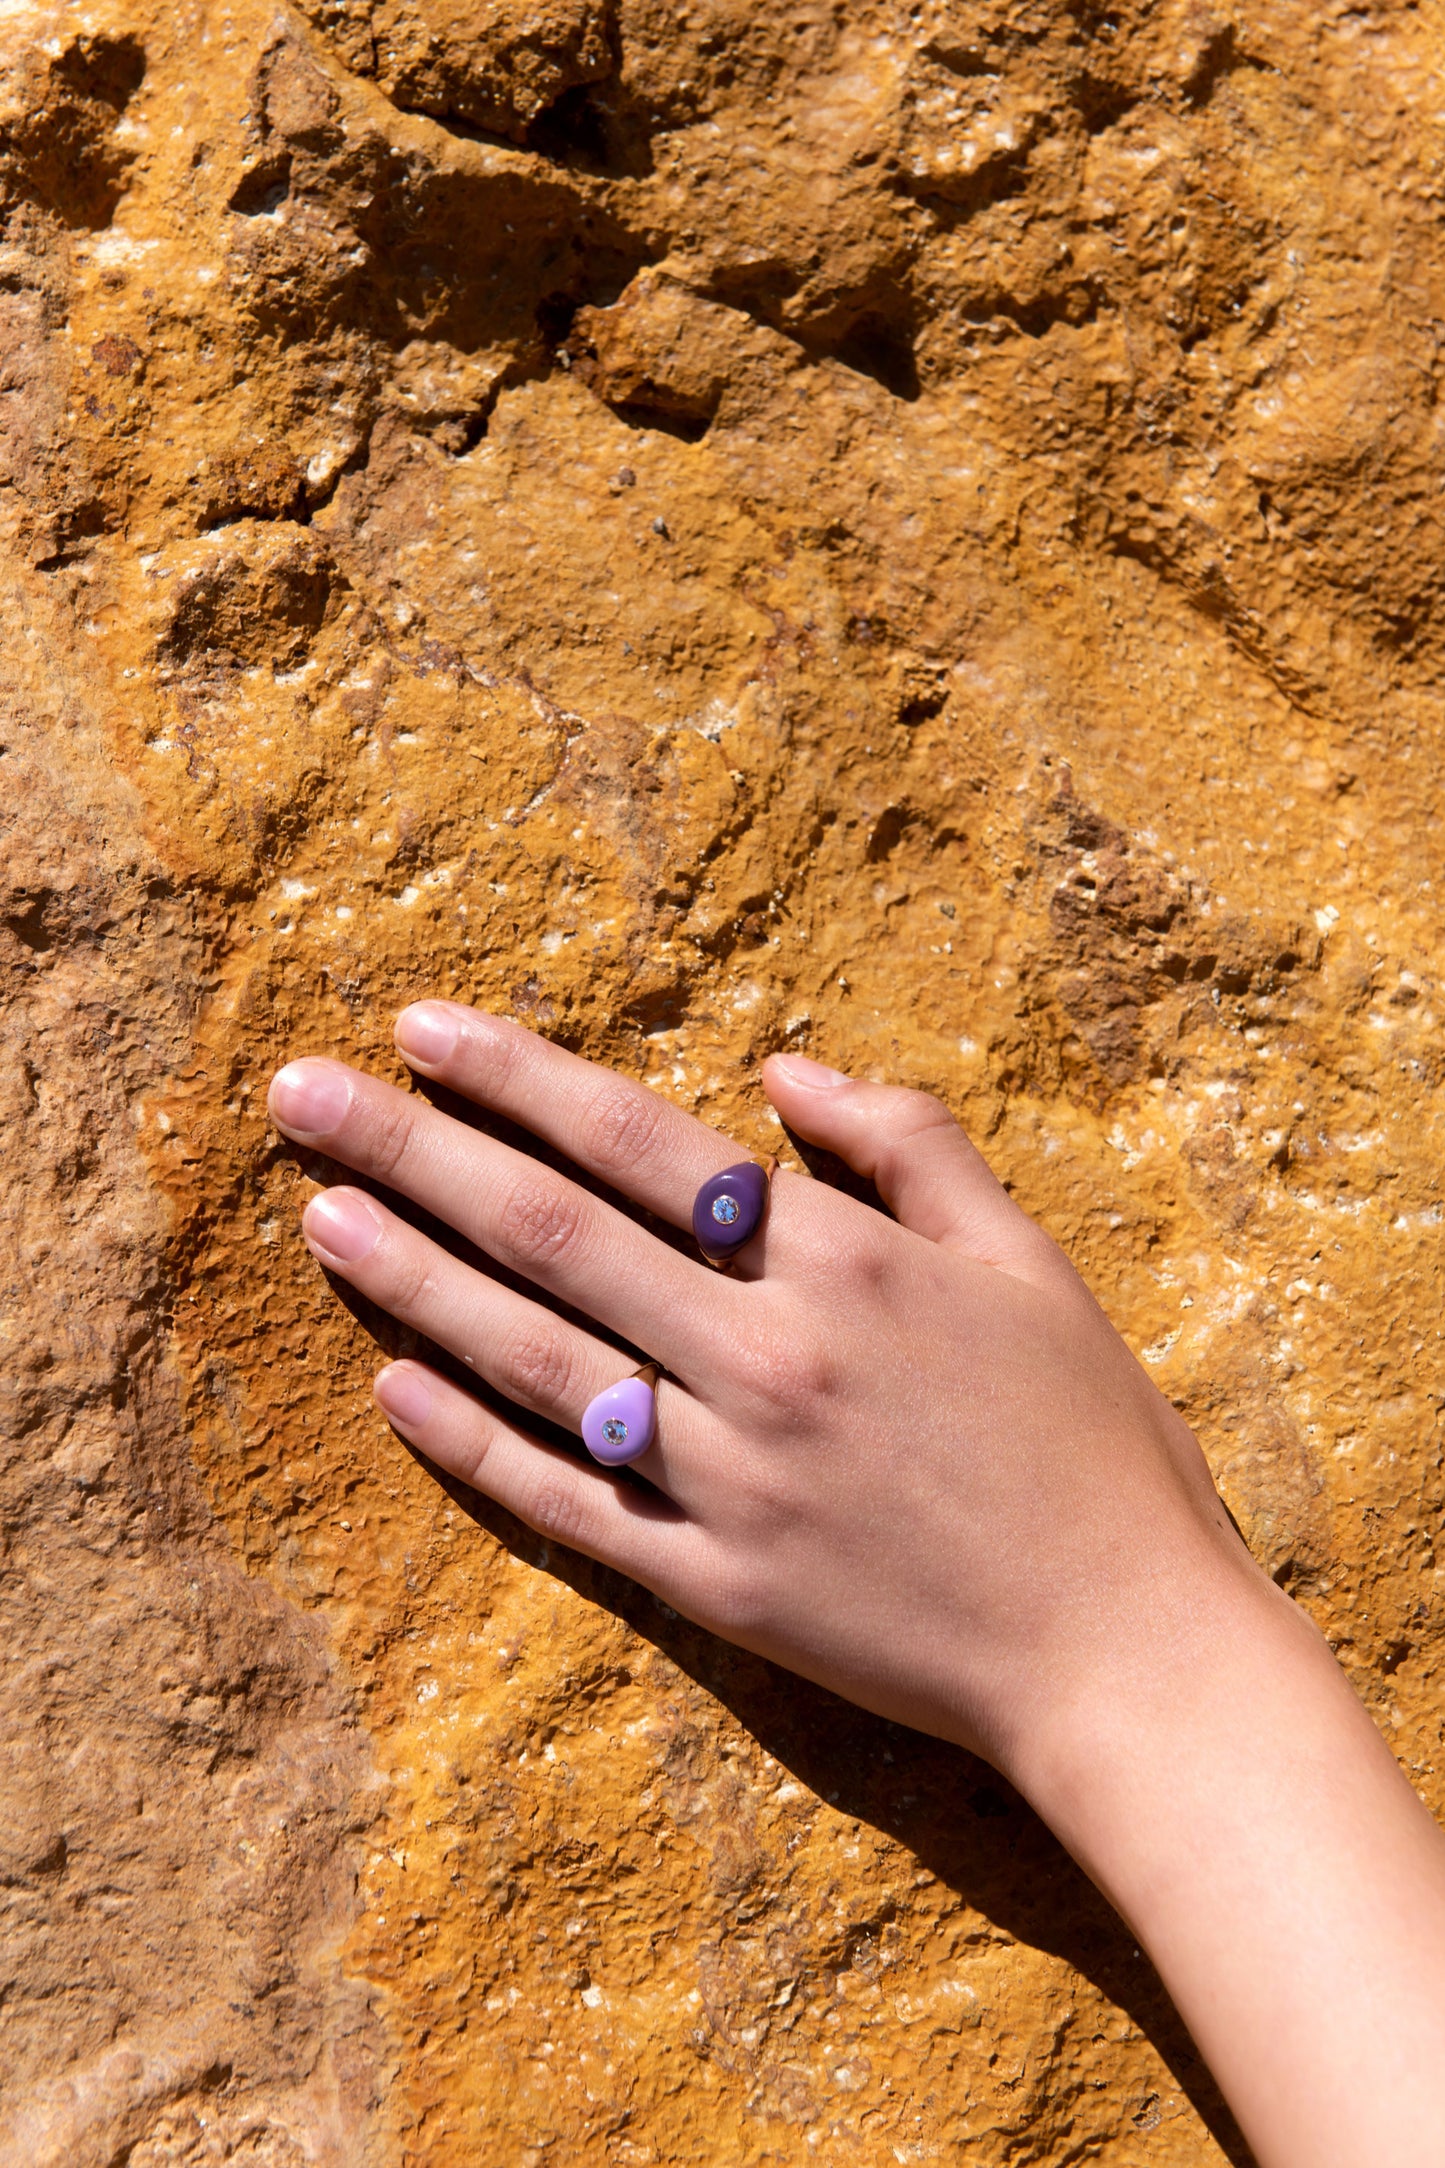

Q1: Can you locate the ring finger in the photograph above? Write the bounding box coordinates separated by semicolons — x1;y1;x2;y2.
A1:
302;1183;710;1495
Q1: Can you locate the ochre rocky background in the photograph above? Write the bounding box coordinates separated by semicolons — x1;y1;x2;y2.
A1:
2;0;1442;2159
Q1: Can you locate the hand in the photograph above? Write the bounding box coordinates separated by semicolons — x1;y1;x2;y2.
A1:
266;1000;1249;1772
267;1003;1445;2168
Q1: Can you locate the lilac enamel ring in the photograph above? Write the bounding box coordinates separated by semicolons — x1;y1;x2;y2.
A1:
692;1157;777;1268
581;1362;659;1467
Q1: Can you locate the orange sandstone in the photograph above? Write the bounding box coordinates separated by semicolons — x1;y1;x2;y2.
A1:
1;1;1441;2160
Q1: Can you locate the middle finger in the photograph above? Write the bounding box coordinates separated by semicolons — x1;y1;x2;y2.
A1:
268;1055;740;1377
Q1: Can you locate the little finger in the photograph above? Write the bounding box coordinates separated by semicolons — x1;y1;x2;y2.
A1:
372;1359;710;1594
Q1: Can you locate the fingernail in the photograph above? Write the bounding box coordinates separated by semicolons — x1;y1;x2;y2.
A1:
771;1052;849;1088
304;1188;381;1263
375;1363;432;1428
269;1060;352;1136
395;1002;459;1067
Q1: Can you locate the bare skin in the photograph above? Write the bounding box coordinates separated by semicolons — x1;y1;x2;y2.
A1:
268;1002;1445;2168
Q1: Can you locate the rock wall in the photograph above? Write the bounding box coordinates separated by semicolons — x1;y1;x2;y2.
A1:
2;0;1442;2160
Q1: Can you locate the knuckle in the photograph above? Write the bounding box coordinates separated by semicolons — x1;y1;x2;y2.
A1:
731;1456;791;1527
456;1421;496;1486
888;1083;952;1127
381;1239;437;1321
473;1015;529;1096
840;1223;891;1293
365;1095;417;1183
905;1086;954;1126
744;1331;836;1419
497;1177;586;1272
579;1082;668;1181
499;1323;577;1410
878;1092;954;1169
867;1099;966;1215
526;1478;589;1548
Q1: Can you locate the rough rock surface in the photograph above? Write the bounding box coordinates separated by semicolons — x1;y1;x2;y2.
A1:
2;0;1442;2159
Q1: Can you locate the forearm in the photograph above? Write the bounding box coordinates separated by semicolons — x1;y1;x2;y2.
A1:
1015;1557;1445;2168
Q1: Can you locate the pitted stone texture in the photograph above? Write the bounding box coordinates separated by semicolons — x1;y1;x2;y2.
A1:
1;0;1443;2162
0;576;383;2163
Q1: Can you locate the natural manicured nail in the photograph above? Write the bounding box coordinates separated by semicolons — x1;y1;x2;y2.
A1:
375;1363;432;1428
269;1059;352;1136
395;1002;460;1067
770;1052;849;1088
304;1188;381;1263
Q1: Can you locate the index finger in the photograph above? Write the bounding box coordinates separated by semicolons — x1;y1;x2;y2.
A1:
392;1001;765;1230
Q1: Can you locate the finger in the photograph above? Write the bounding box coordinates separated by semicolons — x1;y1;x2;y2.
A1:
391;1001;759;1231
372;1359;709;1593
761;1052;1063;1281
303;1184;712;1497
268;1056;736;1375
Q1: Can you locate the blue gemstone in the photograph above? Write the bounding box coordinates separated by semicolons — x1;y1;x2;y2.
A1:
601;1417;629;1445
711;1195;741;1225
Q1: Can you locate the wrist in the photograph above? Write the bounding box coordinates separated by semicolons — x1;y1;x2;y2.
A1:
1005;1538;1321;1899
998;1543;1445;2168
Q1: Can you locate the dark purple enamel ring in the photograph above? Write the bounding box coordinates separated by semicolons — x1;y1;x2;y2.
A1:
692;1158;777;1267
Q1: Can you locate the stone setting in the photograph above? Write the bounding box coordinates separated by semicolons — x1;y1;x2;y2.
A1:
581;1376;656;1466
693;1161;770;1263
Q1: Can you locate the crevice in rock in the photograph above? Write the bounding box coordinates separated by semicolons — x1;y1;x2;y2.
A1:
1101;526;1325;717
33;497;115;572
1076;76;1139;134
826;310;921;402
920;38;998;79
682;272;923;404
605;401;711;442
443;404;496;457
964;282;1102;339
2;895;57;953
898;146;1036;223
0;33;148;230
1183;25;1274;107
228;152;292;216
524;80;657;179
195;424;374;530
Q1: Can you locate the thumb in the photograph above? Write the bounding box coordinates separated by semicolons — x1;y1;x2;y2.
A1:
762;1052;1060;1280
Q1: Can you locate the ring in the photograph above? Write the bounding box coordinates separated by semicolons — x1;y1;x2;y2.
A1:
581;1361;659;1467
692;1157;777;1268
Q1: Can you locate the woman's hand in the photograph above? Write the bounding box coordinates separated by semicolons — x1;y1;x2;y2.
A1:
268;1003;1445;2168
267;1001;1247;1770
